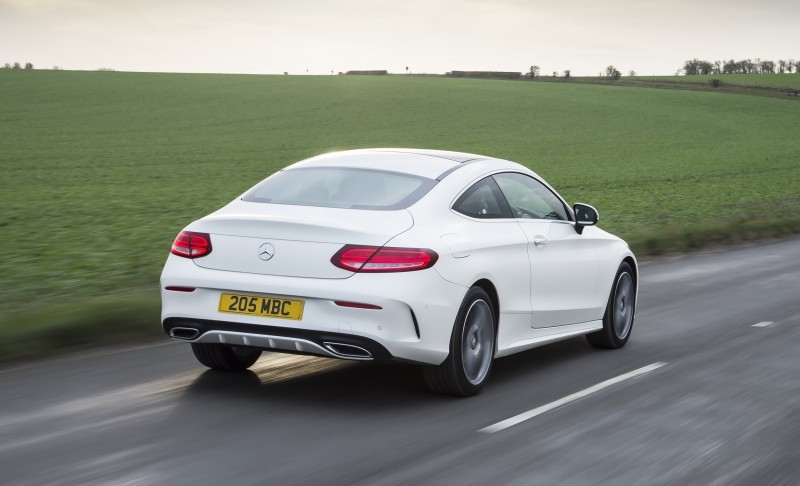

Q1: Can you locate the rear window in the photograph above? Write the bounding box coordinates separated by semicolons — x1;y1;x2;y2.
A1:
242;167;437;210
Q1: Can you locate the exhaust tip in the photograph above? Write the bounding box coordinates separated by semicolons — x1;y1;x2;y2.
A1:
323;342;373;360
170;327;200;340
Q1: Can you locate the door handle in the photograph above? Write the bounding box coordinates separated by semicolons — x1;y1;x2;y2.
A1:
533;235;548;247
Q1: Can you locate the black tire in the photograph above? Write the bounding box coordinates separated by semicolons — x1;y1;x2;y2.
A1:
587;262;636;349
424;287;496;397
191;343;262;371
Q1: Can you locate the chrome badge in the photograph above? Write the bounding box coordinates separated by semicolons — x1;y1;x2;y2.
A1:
257;242;276;261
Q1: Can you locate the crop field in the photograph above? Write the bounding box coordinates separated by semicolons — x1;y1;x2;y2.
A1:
1;70;799;320
634;73;800;89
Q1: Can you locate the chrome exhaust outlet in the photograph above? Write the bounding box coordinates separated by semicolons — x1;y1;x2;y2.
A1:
323;342;373;360
170;327;200;340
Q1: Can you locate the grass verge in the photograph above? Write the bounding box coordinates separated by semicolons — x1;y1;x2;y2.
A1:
3;219;799;365
0;296;162;364
627;216;800;256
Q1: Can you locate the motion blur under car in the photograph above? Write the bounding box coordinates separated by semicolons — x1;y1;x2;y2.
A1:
161;148;638;396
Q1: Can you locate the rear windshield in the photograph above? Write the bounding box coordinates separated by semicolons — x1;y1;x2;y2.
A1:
242;167;437;210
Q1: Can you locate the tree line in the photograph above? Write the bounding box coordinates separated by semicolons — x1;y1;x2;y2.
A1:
1;62;34;69
682;58;799;75
529;65;626;80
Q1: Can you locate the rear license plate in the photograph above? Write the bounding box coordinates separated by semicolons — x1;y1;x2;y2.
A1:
218;293;304;320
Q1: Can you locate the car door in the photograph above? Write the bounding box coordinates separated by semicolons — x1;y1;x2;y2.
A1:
493;172;600;328
444;176;533;339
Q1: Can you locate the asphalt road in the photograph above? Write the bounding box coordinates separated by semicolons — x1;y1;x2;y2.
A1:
2;238;800;485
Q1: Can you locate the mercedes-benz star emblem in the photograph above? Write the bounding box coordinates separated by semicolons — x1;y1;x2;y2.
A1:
257;242;276;261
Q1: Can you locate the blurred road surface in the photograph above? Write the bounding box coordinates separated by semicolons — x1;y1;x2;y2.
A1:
2;238;799;485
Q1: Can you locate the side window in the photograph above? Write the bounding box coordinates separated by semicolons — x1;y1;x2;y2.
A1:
493;172;569;221
452;177;513;219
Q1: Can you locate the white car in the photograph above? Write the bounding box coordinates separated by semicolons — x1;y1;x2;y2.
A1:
161;148;637;396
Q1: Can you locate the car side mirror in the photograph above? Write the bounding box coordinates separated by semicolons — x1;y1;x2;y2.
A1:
573;203;599;235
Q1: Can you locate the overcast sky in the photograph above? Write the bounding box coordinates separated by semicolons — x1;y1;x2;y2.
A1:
1;0;796;76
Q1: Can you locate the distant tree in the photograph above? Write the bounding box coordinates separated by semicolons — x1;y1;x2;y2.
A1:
605;65;621;80
713;60;722;74
728;59;753;74
24;62;33;70
1;63;10;69
723;59;736;74
760;60;775;74
628;70;636;77
552;71;558;77
778;60;787;73
683;59;714;75
683;59;699;75
563;69;571;79
530;65;540;78
787;59;795;73
12;62;21;69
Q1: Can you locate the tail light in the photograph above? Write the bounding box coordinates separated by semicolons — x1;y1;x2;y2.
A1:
331;245;438;272
171;231;212;259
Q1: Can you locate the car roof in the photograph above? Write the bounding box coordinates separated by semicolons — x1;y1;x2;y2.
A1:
287;148;491;180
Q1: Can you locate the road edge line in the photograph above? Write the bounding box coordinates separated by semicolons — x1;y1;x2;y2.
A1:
478;361;668;434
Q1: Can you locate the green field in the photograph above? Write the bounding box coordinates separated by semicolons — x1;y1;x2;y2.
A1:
634;73;800;89
1;70;799;323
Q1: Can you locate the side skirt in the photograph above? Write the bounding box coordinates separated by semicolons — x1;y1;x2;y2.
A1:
495;320;603;358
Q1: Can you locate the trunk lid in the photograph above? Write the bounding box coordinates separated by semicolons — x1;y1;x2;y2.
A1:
188;200;414;279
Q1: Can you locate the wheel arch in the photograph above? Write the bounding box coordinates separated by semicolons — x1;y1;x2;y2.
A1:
621;255;638;286
620;254;639;313
471;278;500;335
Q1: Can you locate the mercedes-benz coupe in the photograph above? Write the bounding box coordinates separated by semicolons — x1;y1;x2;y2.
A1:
161;149;637;396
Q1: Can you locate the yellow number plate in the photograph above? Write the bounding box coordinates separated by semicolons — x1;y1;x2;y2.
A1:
218;293;304;320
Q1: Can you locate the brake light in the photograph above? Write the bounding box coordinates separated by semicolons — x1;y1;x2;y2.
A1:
170;231;212;259
331;245;438;272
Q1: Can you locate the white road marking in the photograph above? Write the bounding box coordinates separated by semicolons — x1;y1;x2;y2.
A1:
751;321;775;328
479;362;668;434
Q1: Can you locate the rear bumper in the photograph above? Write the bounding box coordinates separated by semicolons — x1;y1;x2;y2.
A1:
160;255;467;365
164;317;393;362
